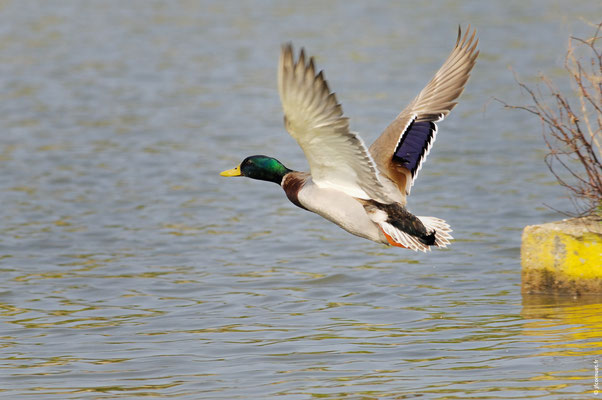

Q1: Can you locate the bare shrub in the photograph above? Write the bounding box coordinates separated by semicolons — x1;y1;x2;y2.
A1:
502;22;602;217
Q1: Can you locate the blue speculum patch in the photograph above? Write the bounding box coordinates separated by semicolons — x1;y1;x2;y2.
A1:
393;120;436;176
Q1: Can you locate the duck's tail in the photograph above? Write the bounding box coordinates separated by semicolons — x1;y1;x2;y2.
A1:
416;216;453;249
364;201;453;252
378;216;452;252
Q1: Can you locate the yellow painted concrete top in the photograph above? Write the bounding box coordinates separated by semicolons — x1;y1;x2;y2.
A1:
522;217;602;294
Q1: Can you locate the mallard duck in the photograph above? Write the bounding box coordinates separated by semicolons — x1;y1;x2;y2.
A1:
221;26;478;251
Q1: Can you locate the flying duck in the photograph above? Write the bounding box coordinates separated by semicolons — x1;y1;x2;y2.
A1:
221;26;478;251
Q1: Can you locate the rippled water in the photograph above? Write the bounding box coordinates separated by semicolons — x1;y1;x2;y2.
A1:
1;1;601;399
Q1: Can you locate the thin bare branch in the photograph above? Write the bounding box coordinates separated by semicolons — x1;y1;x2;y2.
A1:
503;22;602;217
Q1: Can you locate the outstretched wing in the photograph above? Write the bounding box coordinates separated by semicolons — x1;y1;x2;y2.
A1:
369;26;479;197
278;44;398;203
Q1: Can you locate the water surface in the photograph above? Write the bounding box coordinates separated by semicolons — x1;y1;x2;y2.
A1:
1;1;601;398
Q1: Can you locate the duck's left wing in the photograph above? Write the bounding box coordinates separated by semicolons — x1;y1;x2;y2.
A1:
369;26;479;197
278;44;397;203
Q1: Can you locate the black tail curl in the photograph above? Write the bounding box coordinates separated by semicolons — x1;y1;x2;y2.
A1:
420;230;437;246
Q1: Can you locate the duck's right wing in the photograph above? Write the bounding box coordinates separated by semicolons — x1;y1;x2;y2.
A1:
369;26;479;197
278;44;399;203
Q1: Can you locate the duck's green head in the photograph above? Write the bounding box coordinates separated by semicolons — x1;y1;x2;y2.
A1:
220;155;291;184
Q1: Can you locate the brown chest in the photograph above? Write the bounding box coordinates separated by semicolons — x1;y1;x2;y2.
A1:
281;172;309;210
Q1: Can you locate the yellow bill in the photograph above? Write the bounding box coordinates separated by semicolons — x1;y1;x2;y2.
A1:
220;165;242;177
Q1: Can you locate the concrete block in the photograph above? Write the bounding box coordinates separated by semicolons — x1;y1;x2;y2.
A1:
521;217;602;295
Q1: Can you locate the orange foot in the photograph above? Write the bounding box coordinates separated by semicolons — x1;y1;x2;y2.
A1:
380;228;408;248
